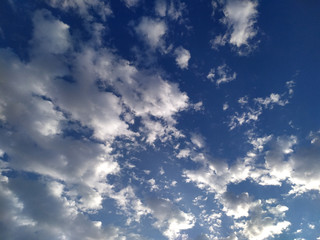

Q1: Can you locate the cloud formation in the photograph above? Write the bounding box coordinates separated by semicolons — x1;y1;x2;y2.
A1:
211;0;258;54
174;46;191;69
135;17;167;49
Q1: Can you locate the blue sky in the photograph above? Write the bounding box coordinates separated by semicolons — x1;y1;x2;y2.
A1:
0;0;320;239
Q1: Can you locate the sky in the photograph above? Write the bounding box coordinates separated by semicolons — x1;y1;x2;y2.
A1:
0;0;320;239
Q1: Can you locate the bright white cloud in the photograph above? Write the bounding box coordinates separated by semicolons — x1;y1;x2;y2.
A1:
174;46;191;69
223;0;258;47
211;0;258;53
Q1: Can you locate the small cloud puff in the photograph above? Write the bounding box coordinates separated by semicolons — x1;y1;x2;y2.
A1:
174;46;191;69
135;17;167;49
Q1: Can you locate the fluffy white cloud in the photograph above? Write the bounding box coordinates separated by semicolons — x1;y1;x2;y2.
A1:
111;186;151;224
184;156;251;195
221;192;255;219
147;198;195;240
222;196;290;240
237;202;290;240
0;8;191;239
174;46;191;69
223;0;258;47
135;17;167;48
243;135;320;195
211;0;258;53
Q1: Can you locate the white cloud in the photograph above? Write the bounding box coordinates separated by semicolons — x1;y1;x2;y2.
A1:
254;93;288;108
0;175;125;240
32;10;71;54
229;83;294;130
177;149;191;159
184;156;251;195
47;0;112;21
0;7;191;238
135;17;167;48
211;0;258;53
210;34;228;50
237;202;290;240
308;224;315;229
223;102;229;111
148;178;159;191
238;96;248;106
174;46;191;69
221;192;255;219
154;0;186;21
207;64;237;86
111;186;151;224
191;133;205;149
245;135;320;195
223;0;258;47
147;198;195;240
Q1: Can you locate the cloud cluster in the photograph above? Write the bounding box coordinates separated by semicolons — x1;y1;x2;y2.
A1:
147;198;195;240
229;83;293;130
0;7;190;239
183;130;320;239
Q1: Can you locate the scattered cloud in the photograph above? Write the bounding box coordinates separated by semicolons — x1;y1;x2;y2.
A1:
147;198;195;240
174;46;191;69
155;0;167;17
229;83;294;130
223;102;229;111
135;17;167;49
47;0;112;21
122;0;140;8
207;64;237;86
